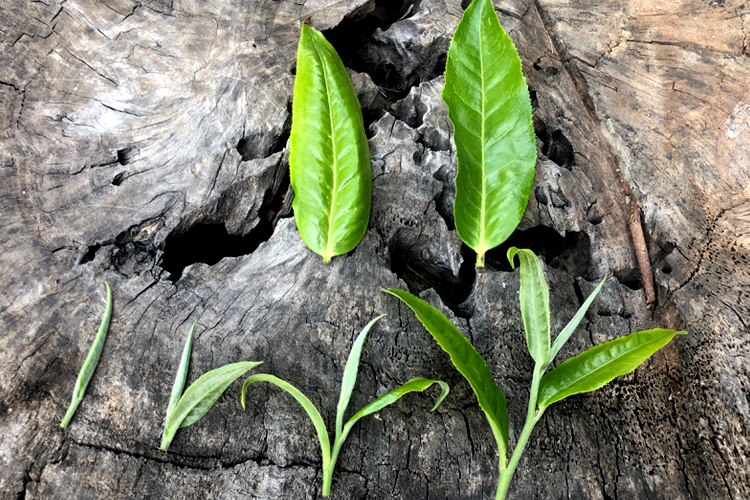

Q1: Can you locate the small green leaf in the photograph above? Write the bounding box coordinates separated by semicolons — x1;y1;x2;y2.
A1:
384;288;509;463
508;248;550;365
546;277;607;369
442;0;536;266
343;378;449;436
336;314;386;438
165;322;195;422
160;361;262;451
241;374;331;467
538;329;686;407
60;282;113;429
289;23;372;263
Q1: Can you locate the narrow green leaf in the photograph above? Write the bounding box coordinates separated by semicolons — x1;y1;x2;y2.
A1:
160;361;262;451
336;314;386;438
241;374;331;466
165;322;195;423
538;329;686;407
343;378;449;437
508;248;550;365
546;277;607;369
442;0;536;267
289;23;372;263
384;288;509;462
60;282;113;429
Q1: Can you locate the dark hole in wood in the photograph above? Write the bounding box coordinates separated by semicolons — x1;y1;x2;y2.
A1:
80;244;101;265
388;237;476;317
323;0;422;101
112;172;126;186
161;168;290;282
614;268;643;291
160;222;273;282
485;225;592;278
236;114;291;162
117;147;137;165
534;119;576;170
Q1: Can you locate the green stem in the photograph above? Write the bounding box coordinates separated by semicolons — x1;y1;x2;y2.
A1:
322;461;333;497
322;448;340;496
496;365;545;500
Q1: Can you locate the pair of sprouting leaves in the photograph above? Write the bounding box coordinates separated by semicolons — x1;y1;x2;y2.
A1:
385;247;685;499
160;316;447;498
290;0;536;266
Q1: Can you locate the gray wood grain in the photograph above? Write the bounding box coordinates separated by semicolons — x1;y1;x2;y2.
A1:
0;0;746;498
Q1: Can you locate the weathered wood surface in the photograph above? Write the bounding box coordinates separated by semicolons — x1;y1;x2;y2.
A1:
0;0;747;498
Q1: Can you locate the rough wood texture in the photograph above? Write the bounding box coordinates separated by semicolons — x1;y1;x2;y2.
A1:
0;0;746;499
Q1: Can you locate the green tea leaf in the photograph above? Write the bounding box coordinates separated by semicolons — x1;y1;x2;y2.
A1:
384;288;509;462
60;282;113;429
165;322;195;423
241;374;331;466
336;314;386;437
546;277;606;369
160;361;262;451
342;378;449;438
508;248;550;365
538;329;686;407
289;23;372;263
442;0;536;266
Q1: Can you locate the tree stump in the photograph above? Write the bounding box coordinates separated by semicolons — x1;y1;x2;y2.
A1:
0;0;747;498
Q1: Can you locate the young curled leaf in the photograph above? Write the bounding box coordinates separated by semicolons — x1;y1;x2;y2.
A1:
61;282;113;429
241;316;447;497
160;360;262;451
538;329;686;407
342;378;449;439
241;373;332;468
383;288;509;464
508;247;550;366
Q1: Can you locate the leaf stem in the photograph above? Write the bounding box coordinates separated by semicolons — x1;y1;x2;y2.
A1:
496;365;545;500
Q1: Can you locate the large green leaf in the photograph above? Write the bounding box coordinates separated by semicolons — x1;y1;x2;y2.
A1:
336;315;386;437
289;24;372;263
442;0;536;266
160;361;262;451
508;248;550;365
538;329;686;407
383;288;509;463
61;282;113;429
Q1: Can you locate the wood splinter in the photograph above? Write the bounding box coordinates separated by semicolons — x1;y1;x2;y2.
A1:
628;210;656;307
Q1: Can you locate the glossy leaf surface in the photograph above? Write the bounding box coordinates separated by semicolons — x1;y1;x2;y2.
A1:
508;248;550;365
289;24;372;263
538;329;686;407
60;282;113;429
384;288;509;460
443;0;536;266
546;277;606;369
161;361;262;450
336;314;386;437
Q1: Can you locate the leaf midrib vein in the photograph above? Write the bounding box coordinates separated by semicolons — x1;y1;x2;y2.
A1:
479;12;487;253
310;34;339;259
543;334;670;401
